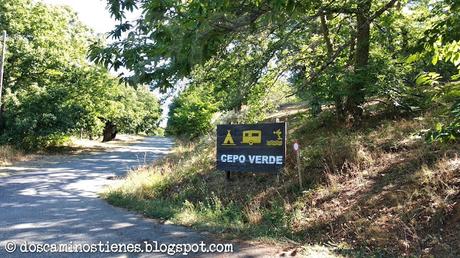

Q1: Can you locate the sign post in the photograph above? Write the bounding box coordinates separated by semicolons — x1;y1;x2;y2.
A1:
293;141;302;189
217;123;287;174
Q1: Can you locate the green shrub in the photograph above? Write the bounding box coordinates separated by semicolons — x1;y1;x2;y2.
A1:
166;88;218;138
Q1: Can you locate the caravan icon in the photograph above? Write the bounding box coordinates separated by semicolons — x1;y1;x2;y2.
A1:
241;130;262;145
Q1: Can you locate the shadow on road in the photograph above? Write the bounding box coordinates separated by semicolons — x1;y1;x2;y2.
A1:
0;137;278;257
0;138;200;255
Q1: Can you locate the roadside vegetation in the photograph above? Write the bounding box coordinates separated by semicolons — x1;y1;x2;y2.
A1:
0;134;147;169
100;0;460;256
104;107;460;256
0;145;29;167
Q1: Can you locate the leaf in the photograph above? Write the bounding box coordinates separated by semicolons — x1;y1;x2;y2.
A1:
432;53;439;65
452;73;460;81
415;73;429;86
406;54;419;64
435;122;443;132
453;52;460;66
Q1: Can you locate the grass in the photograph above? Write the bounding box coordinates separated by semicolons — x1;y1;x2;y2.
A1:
0;145;30;168
102;107;460;256
0;132;110;171
0;134;146;171
0;137;106;172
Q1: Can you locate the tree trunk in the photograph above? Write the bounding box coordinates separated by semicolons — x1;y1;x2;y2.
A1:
348;24;356;65
307;20;323;118
337;24;356;121
334;95;345;121
309;67;322;117
346;0;371;121
102;120;117;142
321;14;345;120
0;104;5;133
320;14;334;55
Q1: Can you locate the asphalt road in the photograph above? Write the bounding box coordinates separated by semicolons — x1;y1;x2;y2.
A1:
0;137;278;257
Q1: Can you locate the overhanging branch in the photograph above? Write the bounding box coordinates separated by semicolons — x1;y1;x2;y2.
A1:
287;0;398;97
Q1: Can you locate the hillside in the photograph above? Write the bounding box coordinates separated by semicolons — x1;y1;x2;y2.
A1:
103;105;460;256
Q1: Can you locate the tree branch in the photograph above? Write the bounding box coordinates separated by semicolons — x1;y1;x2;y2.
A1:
287;0;398;97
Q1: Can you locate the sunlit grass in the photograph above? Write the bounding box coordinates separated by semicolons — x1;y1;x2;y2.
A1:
0;145;30;166
103;109;460;256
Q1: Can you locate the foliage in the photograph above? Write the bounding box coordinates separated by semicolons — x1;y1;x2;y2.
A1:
165;61;293;137
90;0;460;137
422;40;460;143
115;86;162;135
165;85;218;138
93;0;408;121
0;0;162;149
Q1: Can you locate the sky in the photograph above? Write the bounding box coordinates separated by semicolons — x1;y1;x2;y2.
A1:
41;0;119;34
41;0;170;127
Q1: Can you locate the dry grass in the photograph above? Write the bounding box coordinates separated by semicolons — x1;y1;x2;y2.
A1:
104;109;460;256
70;134;144;149
286;111;460;256
0;145;31;167
0;134;146;177
40;134;146;156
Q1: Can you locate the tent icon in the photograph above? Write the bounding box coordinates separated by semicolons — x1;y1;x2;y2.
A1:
222;130;236;145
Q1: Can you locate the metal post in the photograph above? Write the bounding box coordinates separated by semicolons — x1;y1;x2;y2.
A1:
225;171;231;181
297;149;302;189
293;141;302;189
0;31;6;104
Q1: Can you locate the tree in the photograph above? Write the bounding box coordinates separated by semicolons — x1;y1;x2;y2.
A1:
91;0;401;121
166;84;218;138
0;0;162;148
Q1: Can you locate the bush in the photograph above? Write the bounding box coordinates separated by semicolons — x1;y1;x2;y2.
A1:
166;88;218;138
426;98;460;143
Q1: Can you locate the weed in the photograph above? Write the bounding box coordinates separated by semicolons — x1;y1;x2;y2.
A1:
103;110;460;256
0;145;30;167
